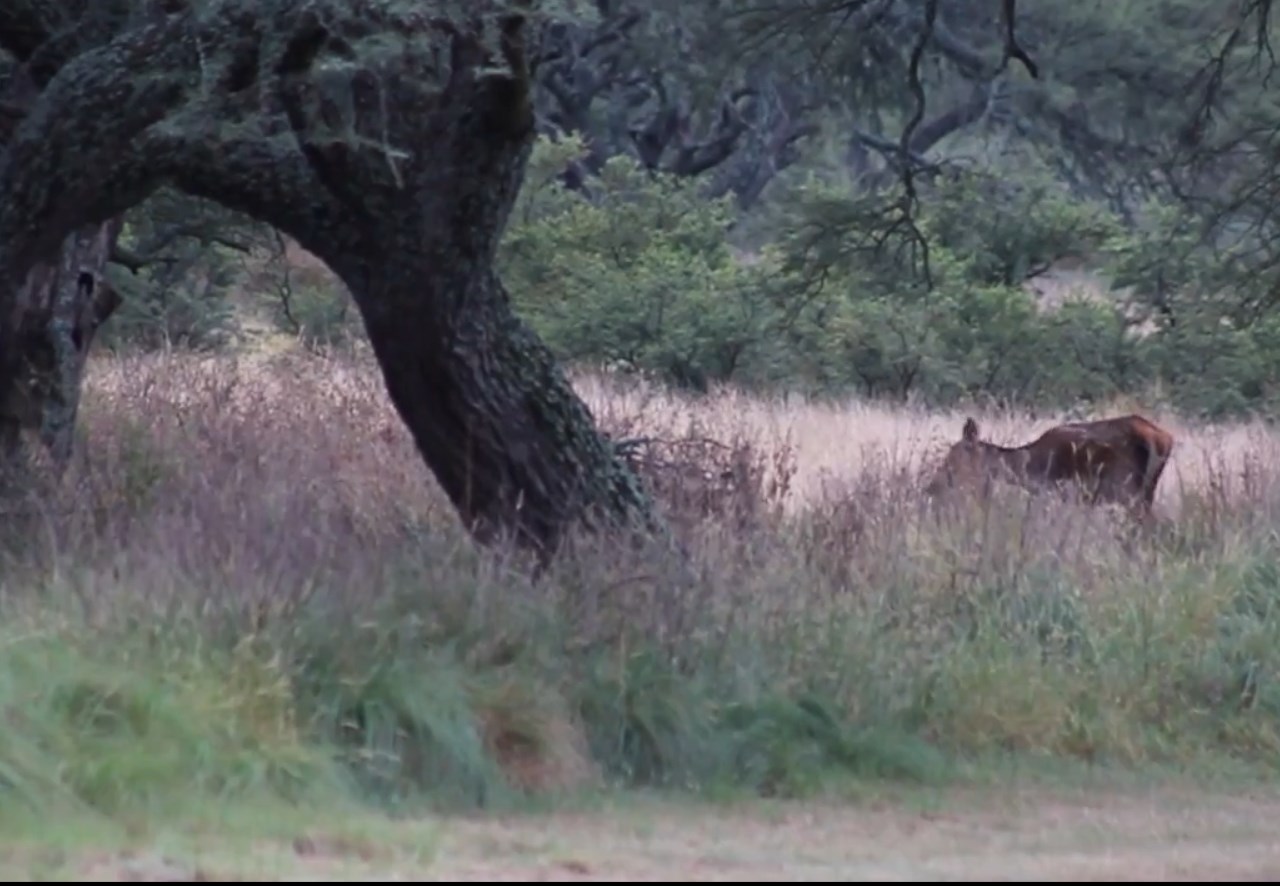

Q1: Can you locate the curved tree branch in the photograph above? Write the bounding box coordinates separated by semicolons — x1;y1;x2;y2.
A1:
0;0;655;560
0;12;193;294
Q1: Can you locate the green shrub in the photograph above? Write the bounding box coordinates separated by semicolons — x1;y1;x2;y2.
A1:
500;134;796;391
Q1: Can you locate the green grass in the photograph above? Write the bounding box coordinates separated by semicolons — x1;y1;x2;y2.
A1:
3;522;1278;831
0;571;952;826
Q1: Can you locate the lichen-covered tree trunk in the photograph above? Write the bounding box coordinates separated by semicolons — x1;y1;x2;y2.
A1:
350;258;653;555
0;1;660;562
204;4;661;561
0;16;124;474
0;218;122;466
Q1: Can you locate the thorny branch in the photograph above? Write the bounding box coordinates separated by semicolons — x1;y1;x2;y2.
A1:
895;0;939;288
1150;0;1280;310
732;0;1042;290
998;0;1039;79
889;0;1040;289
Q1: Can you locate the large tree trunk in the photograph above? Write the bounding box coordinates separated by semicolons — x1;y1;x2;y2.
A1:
0;220;121;469
285;45;658;558
0;2;660;563
0;21;123;473
354;261;653;555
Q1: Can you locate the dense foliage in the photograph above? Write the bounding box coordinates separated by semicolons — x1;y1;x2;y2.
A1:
91;0;1280;421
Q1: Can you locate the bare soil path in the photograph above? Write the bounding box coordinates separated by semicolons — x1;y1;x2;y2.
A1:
8;782;1280;881
428;784;1280;882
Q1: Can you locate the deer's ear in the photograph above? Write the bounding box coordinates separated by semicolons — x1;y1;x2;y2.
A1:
962;418;979;443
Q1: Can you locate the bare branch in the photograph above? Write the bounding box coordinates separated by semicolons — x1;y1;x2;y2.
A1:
894;0;939;287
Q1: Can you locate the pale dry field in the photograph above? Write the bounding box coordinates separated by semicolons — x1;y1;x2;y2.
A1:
416;784;1280;882
88;343;1276;522
574;371;1270;518
17;783;1280;881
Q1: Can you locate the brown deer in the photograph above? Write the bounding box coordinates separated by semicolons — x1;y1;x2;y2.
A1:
924;414;1175;521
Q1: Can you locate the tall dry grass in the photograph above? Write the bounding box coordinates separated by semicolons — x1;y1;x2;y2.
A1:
1;347;1278;823
573;368;1277;520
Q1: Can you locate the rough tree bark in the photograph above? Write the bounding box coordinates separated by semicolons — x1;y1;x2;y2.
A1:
0;1;658;561
0;31;123;470
0;222;122;465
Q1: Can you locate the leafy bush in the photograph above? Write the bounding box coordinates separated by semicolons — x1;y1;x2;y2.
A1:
255;253;358;351
99;240;241;352
761;171;1148;409
500;134;796;392
98;192;252;352
496;143;1280;419
925;167;1120;288
1104;199;1280;420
